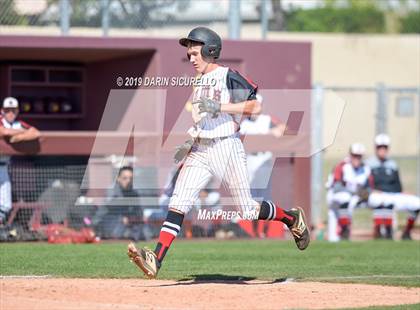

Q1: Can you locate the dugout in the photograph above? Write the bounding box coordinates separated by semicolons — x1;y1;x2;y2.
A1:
0;35;312;231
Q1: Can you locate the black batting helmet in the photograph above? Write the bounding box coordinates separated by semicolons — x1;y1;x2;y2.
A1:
179;27;222;59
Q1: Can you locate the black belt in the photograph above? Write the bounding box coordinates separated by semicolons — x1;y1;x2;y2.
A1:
196;136;230;145
250;152;266;156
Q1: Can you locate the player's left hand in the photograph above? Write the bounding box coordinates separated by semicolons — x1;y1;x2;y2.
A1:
195;97;221;118
9;135;23;143
174;139;194;163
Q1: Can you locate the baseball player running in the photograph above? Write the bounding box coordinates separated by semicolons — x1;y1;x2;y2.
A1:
127;27;310;279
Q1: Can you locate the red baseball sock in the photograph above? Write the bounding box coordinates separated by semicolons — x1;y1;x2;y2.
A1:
258;201;295;226
405;218;415;232
374;218;383;226
154;210;184;263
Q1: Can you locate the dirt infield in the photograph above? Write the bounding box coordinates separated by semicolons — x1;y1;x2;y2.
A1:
1;278;419;310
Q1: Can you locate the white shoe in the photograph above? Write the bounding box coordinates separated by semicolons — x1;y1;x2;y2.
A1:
127;242;160;279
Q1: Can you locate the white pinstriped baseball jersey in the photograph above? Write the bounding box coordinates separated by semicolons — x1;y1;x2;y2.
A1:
188;66;257;139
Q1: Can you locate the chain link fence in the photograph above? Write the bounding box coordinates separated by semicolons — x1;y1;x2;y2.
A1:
0;0;269;37
1;155;247;242
1;156;157;242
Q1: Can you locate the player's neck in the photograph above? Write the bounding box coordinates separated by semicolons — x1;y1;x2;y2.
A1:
202;63;219;75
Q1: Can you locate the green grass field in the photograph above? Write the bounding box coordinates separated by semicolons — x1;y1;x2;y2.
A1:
1;240;419;288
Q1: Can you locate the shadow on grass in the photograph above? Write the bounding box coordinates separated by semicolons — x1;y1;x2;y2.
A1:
142;274;289;287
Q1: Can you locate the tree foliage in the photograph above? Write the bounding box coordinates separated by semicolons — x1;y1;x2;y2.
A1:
0;0;28;25
70;0;101;27
285;5;385;33
400;10;420;33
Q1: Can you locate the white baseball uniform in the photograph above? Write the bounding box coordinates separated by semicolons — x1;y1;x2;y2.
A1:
0;116;32;219
240;114;274;201
170;66;259;216
326;158;372;241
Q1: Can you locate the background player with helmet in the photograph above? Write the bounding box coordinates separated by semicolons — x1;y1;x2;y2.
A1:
127;26;310;279
366;134;420;240
326;143;372;241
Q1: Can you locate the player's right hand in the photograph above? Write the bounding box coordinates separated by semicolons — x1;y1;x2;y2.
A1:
193;97;221;118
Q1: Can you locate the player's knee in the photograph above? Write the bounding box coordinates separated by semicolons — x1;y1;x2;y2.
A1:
168;208;186;215
368;192;385;208
168;197;194;214
333;192;352;205
238;199;260;218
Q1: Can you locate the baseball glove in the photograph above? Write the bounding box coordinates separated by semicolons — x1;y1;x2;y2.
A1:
194;97;221;118
174;139;194;163
357;187;370;202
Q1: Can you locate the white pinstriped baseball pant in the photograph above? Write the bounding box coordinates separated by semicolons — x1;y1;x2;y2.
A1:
169;136;259;215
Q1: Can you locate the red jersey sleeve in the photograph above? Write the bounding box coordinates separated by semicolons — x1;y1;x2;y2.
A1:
333;161;346;183
18;120;32;129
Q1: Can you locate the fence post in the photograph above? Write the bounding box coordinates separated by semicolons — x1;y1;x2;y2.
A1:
261;0;268;40
376;83;387;135
228;0;241;39
311;83;324;227
101;0;110;37
418;88;420;196
59;0;70;35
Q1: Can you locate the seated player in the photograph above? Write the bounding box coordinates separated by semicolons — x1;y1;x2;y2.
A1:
326;143;372;241
366;134;419;240
93;166;143;240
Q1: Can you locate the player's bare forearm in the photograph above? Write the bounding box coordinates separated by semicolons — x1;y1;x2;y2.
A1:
22;127;41;141
220;100;261;116
9;127;41;143
0;127;25;137
270;123;286;138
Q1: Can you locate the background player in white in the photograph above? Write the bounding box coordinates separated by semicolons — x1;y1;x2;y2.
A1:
366;134;419;240
326;143;372;241
0;97;41;224
240;101;286;238
127;27;310;278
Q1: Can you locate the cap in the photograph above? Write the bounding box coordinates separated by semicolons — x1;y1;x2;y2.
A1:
374;133;390;147
349;143;366;156
2;97;19;109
